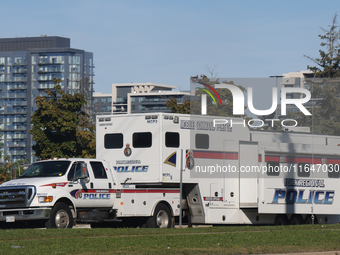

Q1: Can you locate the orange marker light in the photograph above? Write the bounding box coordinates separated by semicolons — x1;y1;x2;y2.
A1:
45;196;53;203
52;183;57;188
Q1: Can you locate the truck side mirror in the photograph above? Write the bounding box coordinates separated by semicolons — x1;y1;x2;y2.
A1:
79;162;89;183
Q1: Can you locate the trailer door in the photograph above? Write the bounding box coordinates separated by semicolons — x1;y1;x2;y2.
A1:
239;142;258;208
223;140;238;207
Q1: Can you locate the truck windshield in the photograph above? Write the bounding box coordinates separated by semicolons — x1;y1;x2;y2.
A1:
19;161;71;178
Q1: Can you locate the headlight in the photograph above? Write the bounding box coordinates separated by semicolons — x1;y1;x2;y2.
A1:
38;196;53;203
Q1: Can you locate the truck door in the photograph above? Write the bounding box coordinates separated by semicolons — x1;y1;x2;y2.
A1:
67;161;94;208
239;142;258;208
223;140;238;207
88;161;113;208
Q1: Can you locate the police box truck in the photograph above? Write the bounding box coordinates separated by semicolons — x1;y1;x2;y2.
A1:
0;113;339;228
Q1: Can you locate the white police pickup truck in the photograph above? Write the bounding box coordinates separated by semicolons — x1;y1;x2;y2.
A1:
0;158;180;228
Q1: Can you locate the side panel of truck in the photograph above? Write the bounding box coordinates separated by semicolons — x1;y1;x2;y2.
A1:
97;115;162;183
96;113;340;225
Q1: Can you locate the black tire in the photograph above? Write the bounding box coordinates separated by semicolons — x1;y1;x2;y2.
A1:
289;214;303;225
274;214;288;225
46;202;73;229
146;203;172;228
304;214;318;224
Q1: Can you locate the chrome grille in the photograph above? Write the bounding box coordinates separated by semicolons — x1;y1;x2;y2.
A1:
0;186;36;208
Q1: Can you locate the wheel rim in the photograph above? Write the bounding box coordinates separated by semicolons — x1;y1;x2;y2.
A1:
55;209;70;228
156;210;169;228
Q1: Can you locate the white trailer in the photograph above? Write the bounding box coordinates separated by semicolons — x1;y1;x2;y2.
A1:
97;113;340;225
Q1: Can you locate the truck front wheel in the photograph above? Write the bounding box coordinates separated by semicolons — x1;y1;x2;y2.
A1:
46;202;74;229
147;203;172;228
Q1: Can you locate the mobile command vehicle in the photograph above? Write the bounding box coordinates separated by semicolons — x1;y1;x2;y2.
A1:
97;113;340;226
0;113;340;228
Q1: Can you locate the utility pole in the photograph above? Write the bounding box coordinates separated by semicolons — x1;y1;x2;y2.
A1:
269;75;283;119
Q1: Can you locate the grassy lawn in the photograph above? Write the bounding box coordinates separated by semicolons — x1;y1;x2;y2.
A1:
1;224;340;254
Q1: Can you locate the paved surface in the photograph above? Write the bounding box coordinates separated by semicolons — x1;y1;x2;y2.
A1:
73;224;90;228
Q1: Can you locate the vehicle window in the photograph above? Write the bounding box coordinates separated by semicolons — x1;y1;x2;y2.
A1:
67;162;88;181
297;162;310;177
267;161;280;176
165;132;180;148
133;132;152;148
90;162;108;179
20;161;71;178
195;134;209;149
328;164;340;178
104;133;123;149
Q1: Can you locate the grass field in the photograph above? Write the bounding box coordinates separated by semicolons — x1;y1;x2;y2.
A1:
1;224;340;254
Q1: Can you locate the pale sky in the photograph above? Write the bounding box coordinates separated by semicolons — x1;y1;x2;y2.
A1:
1;0;340;94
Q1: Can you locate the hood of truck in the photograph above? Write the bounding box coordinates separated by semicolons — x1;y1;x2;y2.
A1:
0;177;69;188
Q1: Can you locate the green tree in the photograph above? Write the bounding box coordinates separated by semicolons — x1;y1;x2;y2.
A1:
0;156;28;184
191;75;249;117
0;133;9;183
293;14;340;135
166;97;190;114
305;14;340;78
30;79;95;159
290;78;340;135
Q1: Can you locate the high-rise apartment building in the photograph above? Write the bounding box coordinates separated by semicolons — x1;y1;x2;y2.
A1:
0;36;94;163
